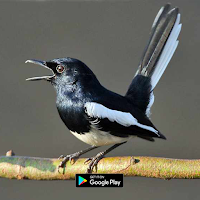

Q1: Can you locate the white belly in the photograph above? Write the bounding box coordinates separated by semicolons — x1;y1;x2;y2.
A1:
70;128;133;146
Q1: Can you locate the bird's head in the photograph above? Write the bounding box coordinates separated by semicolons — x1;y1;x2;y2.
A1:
25;58;96;88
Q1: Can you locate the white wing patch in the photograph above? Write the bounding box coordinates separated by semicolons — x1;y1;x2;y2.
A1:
84;102;159;135
151;13;182;90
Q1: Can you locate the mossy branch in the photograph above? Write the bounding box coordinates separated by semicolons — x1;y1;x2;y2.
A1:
0;151;200;180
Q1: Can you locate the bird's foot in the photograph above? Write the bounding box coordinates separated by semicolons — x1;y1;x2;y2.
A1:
84;152;105;173
58;152;81;170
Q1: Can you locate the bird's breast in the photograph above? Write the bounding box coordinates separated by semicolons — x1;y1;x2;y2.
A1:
56;98;91;133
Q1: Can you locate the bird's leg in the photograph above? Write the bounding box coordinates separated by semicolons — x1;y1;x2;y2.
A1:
58;146;98;169
85;141;127;173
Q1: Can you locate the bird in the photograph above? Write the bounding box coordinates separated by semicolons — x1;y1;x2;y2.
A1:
25;3;182;173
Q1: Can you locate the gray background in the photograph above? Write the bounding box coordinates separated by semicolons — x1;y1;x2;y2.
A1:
0;1;200;199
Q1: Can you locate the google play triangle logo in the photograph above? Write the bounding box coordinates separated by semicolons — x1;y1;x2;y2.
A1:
78;176;87;186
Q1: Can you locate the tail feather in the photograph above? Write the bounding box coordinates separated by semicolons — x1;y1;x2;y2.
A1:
151;4;171;31
135;4;182;90
138;3;172;72
125;4;182;117
151;16;181;89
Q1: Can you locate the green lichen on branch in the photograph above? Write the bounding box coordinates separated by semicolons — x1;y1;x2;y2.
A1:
0;151;200;180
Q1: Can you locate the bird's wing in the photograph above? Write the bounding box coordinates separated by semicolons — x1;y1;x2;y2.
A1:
84;102;165;140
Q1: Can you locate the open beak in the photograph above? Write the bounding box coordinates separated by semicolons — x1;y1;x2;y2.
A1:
25;59;55;81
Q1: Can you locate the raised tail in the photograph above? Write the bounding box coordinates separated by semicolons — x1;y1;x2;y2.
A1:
125;4;182;117
136;3;182;90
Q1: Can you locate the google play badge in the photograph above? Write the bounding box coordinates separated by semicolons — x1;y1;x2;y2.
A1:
78;176;87;186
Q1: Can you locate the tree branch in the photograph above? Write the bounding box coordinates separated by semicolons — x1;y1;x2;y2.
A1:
0;150;200;180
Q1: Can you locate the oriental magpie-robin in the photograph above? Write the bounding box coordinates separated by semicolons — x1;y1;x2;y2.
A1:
25;4;182;173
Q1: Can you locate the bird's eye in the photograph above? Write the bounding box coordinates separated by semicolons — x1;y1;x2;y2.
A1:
56;65;65;73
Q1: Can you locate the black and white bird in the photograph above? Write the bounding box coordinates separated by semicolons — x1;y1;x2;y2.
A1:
25;4;182;173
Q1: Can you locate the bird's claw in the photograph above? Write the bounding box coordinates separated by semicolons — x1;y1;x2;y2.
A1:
85;152;104;173
58;152;80;172
84;157;92;164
